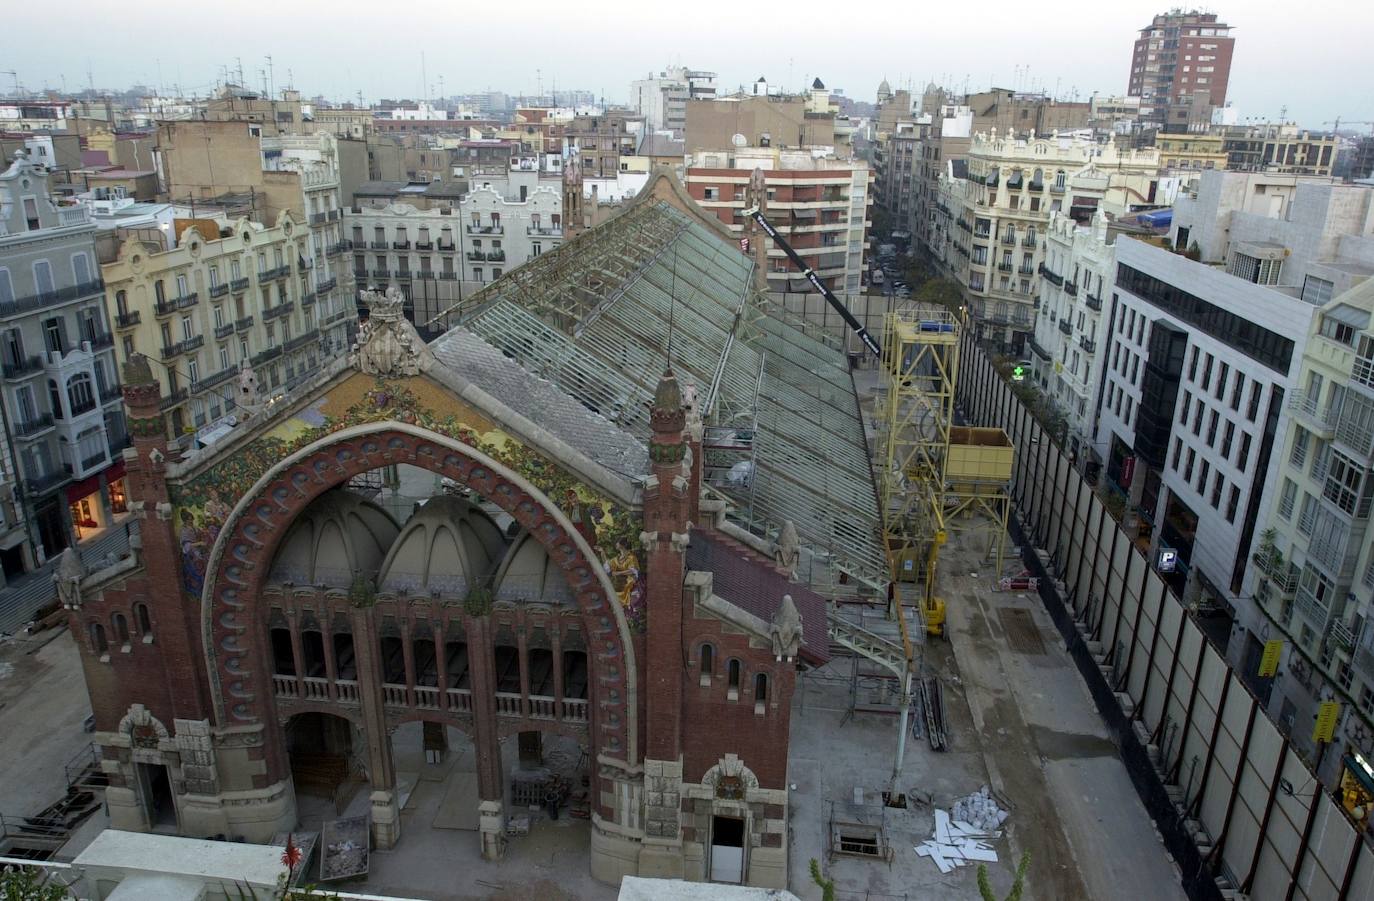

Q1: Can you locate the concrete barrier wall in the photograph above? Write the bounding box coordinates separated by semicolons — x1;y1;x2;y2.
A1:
957;331;1373;901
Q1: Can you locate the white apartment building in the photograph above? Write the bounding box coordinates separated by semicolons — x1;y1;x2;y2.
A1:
1096;239;1317;602
0;150;125;573
931;132;1159;348
630;67;717;136
1243;280;1374;784
1028;211;1119;454
346;165;564;336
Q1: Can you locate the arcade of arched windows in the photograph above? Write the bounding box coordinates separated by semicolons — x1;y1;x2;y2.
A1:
266;594;592;731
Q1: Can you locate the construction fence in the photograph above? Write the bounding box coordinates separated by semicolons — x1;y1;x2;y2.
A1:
957;331;1373;901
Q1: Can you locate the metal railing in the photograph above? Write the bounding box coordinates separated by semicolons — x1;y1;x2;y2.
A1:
0;279;105;317
209;283;229;298
230;277;250;293
259;265;291;281
262;301;295;321
465;224;504;235
3;355;45;379
115;310;141;328
12;413;54;437
160;335;203;359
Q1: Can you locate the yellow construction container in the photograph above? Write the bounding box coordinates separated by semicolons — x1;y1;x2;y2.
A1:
946;427;1014;482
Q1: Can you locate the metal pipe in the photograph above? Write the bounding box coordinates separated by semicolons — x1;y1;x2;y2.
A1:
893;668;913;783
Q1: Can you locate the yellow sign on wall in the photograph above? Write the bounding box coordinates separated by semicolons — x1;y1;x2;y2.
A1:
1314;701;1341;744
1258;639;1283;678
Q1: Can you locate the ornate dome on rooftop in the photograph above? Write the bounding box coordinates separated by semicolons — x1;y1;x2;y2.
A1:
269;490;399;586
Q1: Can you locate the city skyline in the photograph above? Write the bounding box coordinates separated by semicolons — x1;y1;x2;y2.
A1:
4;0;1371;129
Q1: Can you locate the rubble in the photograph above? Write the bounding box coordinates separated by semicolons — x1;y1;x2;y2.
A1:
913;787;1009;875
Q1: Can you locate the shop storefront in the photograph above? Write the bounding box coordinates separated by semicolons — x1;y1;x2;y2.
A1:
1339;752;1374;833
66;459;126;544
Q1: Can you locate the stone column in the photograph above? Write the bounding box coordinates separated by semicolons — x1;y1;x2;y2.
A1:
288;613;306;697
551;627;564;717
465;613;504;860
350;606;400;849
432;622;448;699
401;621;416;706
322;616;338;700
516;621;530;717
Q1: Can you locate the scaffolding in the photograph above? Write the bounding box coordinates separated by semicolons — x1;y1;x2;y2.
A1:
877;308;1012;634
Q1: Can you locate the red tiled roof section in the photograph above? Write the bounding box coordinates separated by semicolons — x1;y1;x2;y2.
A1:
686;528;830;665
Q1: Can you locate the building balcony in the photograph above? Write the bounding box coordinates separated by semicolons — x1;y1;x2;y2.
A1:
1028;339;1051;360
0;278;105;318
1018;264;1036;276
1079;336;1097;354
262;301;295;321
12;413;54;439
1253;544;1300;595
159;388;188;411
209;283;230;299
161;334;204;360
88;332;114;351
413;240;433;251
466;251;485;261
284;329;320;353
115;310;141;329
1058;318;1073;336
438;272;457;281
437;241;456;252
1288;395;1338;438
99;384;122;404
1050;183;1066;194
155;292;199;317
231;277;250;293
2;351;43;379
1085;293;1103;312
315;277;337;296
997;262;1014;273
254;345;283;366
466;224;504;235
371;268;390;279
235;315;255;332
25;470;72;496
527;226;563;237
328;209;340;222
326;242;347;257
309;212;328;225
392;240;410;250
487;250;505;262
394;269;412;280
259;265;291;282
973;229;991;239
1022;236;1037;248
1001;234;1016;246
214;322;235;340
370;241;389;250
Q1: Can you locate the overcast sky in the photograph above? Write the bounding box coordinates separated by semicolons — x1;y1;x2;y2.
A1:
8;0;1370;129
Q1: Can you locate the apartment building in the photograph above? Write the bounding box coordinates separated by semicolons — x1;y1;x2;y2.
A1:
1128;10;1235;132
0;150;126;572
685;149;871;295
686;92;843;157
630;67;717;135
1171;171;1374;301
1241;279;1374;785
1155;133;1228;173
157;125;357;355
930;132;1159;347
346;165;563;335
565;112;641;179
1028;211;1121;454
1096;238;1315;602
1219;124;1339;177
874;121;919;230
102;213;350;442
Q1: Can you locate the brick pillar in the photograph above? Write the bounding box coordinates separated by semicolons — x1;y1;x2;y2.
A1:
116;354;212;725
465;613;504;860
639;369;691;877
350;606;400;849
322;618;338;699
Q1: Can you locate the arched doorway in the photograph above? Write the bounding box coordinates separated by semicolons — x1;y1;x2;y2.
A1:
197;424;637;854
285;711;362;825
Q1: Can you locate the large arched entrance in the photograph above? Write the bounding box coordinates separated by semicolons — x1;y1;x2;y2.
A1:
198;423;638;854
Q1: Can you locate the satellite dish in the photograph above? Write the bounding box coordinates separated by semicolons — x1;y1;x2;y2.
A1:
731;133;747;147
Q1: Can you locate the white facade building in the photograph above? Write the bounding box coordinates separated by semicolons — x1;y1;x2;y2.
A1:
1028;211;1119;454
630;67;717;136
1096;238;1317;601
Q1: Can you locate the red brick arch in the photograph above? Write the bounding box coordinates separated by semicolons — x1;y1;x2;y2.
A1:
199;423;638;766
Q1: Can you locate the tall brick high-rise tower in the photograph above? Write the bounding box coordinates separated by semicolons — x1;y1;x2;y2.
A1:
1128;9;1235;132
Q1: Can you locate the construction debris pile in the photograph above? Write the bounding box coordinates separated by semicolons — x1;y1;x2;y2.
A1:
914;787;1009;875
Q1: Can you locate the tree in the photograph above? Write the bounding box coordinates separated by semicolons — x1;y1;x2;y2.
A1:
915;277;964;313
0;865;72;901
978;851;1031;901
808;858;836;901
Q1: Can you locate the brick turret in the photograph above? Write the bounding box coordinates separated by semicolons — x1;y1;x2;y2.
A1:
121;353;211;721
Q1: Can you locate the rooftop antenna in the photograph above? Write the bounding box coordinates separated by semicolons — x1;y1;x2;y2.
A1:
266;55;274;98
421;51;428;104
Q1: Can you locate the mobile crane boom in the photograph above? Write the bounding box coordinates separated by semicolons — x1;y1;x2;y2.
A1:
741;206;881;357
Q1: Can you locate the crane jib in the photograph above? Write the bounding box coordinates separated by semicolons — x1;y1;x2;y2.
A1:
745;209;881;357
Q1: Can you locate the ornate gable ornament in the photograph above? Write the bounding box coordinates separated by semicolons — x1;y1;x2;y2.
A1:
351;286;435;378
